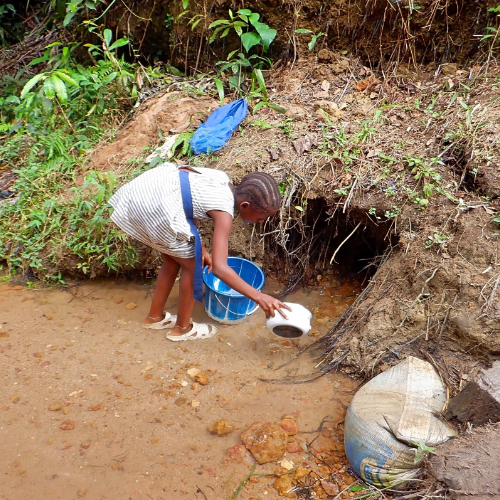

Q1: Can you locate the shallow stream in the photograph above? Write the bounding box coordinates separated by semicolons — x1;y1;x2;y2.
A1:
0;275;362;499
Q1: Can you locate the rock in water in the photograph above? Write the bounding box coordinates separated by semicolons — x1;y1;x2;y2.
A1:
273;475;296;498
241;421;287;464
208;419;234;436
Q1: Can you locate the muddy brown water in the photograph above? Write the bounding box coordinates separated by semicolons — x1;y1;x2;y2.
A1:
0;276;361;500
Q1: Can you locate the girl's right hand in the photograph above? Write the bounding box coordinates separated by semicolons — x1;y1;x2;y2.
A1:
256;293;291;319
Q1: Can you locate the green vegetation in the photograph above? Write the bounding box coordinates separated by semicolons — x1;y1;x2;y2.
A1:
0;27;149;280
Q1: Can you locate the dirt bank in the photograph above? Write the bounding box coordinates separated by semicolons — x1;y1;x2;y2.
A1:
99;0;499;70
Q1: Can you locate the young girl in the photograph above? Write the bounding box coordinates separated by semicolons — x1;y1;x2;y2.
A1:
109;162;289;341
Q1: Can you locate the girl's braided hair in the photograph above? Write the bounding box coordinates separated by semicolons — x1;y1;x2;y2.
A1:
233;172;281;212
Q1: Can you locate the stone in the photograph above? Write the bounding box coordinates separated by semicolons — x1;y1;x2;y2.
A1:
284;104;307;119
286;443;303;453
273;475;296;498
80;439;91;449
208;419;235;436
241;421;287;464
446;361;500;426
124;302;137;310
313;100;343;122
292;136;313;155
195;372;209;386
294;468;311;481
48;401;63;411
187;368;201;379
441;63;458;75
59;420;75;431
321;481;340;496
278;418;298;435
227;444;254;464
77;489;87;497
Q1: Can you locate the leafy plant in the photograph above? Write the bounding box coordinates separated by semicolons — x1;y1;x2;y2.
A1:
210;9;276;90
209;9;276;52
248;69;286;113
411;440;436;465
294;28;325;51
63;0;107;27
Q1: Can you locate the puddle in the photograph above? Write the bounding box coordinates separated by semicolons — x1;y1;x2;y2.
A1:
0;276;362;499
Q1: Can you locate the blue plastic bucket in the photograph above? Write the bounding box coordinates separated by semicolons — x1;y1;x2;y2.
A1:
202;257;265;324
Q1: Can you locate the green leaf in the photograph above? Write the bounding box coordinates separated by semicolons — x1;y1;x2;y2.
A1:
5;95;20;104
103;29;113;48
54;70;79;86
109;38;129;50
237;9;252;16
252;68;267;99
308;32;325;51
251;22;277;51
295;205;304;212
221;27;230;38
214;78;225;106
182;0;188;8
209;19;230;28
268;103;287;114
20;73;44;98
43;76;56;99
63;11;76;27
249;12;260;23
51;74;68;103
241;32;261;53
252;101;266;113
295;28;312;34
101;71;118;85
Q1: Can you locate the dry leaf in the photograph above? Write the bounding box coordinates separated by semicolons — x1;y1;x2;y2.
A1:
356;75;380;92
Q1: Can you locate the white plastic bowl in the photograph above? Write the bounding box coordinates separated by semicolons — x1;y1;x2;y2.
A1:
267;302;312;338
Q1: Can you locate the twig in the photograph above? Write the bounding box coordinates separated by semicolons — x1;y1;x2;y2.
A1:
55;98;77;135
330;222;362;264
343;176;358;213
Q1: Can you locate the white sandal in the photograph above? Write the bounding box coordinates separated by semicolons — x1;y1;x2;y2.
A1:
142;312;177;330
165;322;218;342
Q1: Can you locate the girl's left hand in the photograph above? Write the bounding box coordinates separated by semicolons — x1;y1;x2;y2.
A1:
202;247;212;272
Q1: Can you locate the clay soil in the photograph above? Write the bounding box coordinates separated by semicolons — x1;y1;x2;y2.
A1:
0;278;363;500
429;423;500;500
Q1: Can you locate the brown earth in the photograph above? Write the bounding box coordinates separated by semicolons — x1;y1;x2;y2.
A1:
90;91;218;172
429;423;500;500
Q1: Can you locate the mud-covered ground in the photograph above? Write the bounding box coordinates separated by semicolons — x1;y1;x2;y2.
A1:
0;277;365;500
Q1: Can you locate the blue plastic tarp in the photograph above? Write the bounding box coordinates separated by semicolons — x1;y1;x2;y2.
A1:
190;98;248;155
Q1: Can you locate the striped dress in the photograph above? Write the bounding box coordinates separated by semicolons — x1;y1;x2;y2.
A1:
108;163;234;258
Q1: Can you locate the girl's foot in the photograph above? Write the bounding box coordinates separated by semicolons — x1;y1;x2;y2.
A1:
166;322;218;342
141;312;177;330
169;324;193;336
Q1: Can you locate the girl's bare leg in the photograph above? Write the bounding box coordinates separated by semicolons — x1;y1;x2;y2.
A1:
168;255;196;336
143;253;180;325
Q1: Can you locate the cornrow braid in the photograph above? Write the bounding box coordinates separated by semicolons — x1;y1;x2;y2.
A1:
233;172;281;212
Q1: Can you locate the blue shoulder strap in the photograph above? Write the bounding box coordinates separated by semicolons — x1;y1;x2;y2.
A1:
178;170;203;303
